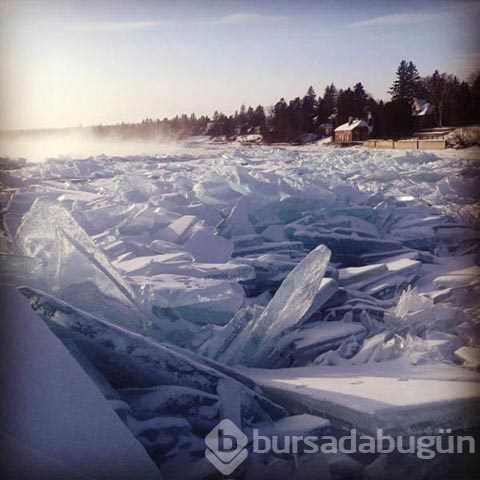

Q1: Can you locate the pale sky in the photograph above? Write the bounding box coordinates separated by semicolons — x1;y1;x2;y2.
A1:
1;0;479;130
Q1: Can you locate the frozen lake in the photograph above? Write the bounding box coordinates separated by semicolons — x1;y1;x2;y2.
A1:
2;141;480;478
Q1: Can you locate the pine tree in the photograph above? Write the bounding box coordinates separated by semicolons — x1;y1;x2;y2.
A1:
318;83;337;124
302;86;317;133
272;98;289;140
337;88;356;125
469;73;480;123
238;104;247;128
246;106;255;131
253;105;266;131
390;60;421;103
426;70;448;126
287;97;304;138
352;82;368;118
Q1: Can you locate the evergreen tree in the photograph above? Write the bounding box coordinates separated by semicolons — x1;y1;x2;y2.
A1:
287;97;304;139
369;99;386;138
352;82;368;118
337;88;356;125
272;98;289;140
390;60;421;103
253;105;266;131
470;73;480;123
246;106;255;130
424;70;449;126
318;83;337;123
302;86;317;133
238;104;247;126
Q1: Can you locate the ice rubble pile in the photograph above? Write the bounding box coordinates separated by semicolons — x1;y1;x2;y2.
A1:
20;285;335;478
5;146;479;368
1;145;480;475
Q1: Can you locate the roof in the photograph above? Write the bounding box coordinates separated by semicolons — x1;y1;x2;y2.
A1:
334;119;368;132
412;98;434;117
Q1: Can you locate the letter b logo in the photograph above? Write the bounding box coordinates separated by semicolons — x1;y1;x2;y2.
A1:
205;419;248;475
218;430;238;452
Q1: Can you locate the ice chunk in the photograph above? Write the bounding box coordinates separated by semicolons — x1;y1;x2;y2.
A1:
279;321;368;366
15;199;147;327
291;229;402;262
200;306;263;360
217;197;255;238
246;363;480;435
136;274;245;326
454;347;480;370
394;287;433;318
345;258;421;299
395;214;450;230
406;336;462;365
114;253;193;276
120;385;219;421
117;205;179;236
127;415;192;438
183;227;233;263
193;174;244;206
232;234;264;249
217;378;242;427
232;240;304;258
253;196;334;224
386;258;422;276
114;174;157;203
0;253;43;285
350;333;404;364
234;252;303;295
1;288;162;480
176;262;255;282
317;214;380;238
157;215;199;244
338;264;388;285
251;413;330;441
224;244;333;366
149;239;187;254
261;224;287;242
433;266;480;289
75;202;130;234
101;239;132;259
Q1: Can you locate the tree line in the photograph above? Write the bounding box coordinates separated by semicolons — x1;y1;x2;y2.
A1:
92;60;480;142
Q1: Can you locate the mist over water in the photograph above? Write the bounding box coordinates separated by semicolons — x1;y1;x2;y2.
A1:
0;131;199;163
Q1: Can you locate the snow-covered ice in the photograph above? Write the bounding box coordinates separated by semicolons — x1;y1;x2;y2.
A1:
245;363;480;435
1;142;479;478
0;287;162;479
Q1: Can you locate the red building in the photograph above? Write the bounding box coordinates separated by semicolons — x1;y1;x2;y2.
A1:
334;119;369;144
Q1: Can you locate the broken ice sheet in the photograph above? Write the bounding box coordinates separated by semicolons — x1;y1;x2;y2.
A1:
15;199;147;328
25;286;287;425
183;226;233;263
135;273;245;326
223;244;334;367
454;346;480;370
192;174;244;206
278;321;368;367
113;173;158;203
199;305;264;361
157;215;199;244
217;197;255;238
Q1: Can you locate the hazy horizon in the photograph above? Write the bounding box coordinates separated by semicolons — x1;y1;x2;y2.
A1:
2;0;479;130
